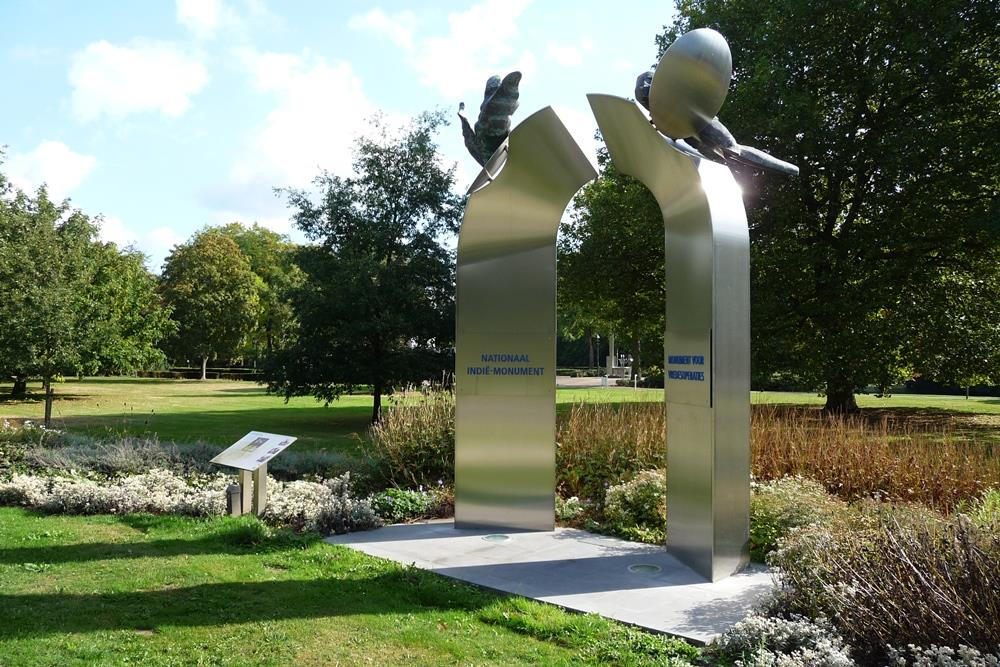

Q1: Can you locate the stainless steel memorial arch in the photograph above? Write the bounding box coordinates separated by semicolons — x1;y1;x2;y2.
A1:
454;106;596;531
454;29;795;581
589;92;750;580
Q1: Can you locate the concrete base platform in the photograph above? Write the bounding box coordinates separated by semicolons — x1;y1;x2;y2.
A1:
326;520;774;644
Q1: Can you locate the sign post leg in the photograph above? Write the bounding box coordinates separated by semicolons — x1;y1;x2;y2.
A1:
237;469;252;517
252;463;267;516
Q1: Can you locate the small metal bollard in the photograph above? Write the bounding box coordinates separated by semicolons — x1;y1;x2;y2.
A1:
226;483;243;516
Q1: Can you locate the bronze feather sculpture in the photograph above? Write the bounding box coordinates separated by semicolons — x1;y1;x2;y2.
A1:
458;71;522;166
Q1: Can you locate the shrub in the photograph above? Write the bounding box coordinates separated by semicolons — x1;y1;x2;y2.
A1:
0;468;380;535
0;469;229;516
263;473;380;534
555;495;588;522
769;511;1000;664
750;476;849;560
604;469;666;528
557;402;663;503
712;613;854;667
313;475;382;535
263;478;338;531
970;487;1000;526
368;385;454;489
637;365;664;388
370;487;435;524
18;432;365;482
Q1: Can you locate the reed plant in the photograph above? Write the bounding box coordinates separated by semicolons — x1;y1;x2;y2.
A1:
556;402;664;503
752;404;1000;510
770;511;1000;663
555;401;998;511
368;384;455;489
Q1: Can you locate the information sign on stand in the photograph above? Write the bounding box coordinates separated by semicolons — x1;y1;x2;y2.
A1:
210;431;296;516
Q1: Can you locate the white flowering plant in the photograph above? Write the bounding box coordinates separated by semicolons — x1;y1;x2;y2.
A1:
0;468;380;534
712;613;854;667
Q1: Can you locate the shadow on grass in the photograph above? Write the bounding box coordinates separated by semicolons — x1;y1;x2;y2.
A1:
0;532;311;565
0;392;88;405
0;511;494;638
0;568;484;638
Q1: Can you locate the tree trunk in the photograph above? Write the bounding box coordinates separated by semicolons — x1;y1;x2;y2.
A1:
10;377;27;399
823;378;859;414
201;357;208;381
371;381;383;424
586;328;594;368
966;386;970;400
43;377;54;428
632;335;642;381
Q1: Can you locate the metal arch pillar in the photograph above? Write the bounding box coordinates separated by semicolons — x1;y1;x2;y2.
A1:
588;94;750;581
454;107;596;531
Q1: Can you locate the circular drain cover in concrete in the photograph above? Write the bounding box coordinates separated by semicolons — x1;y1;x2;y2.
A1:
483;534;511;543
628;563;662;574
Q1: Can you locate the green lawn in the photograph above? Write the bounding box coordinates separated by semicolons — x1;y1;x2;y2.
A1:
0;378;374;455
751;390;1000;415
2;378;998;457
0;508;697;666
0;379;664;454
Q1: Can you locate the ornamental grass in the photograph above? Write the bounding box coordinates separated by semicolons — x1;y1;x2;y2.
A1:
555;401;999;511
752;404;1000;511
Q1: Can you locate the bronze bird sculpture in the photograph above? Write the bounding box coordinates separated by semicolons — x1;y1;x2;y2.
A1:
635;69;798;176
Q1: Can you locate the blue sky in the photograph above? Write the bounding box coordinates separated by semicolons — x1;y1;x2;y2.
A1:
0;1;674;271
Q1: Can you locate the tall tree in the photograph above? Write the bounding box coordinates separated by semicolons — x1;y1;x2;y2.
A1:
662;0;1000;411
267;112;460;423
559;155;665;377
0;161;172;421
160;231;261;379
81;239;175;375
0;187;92;422
214;223;302;363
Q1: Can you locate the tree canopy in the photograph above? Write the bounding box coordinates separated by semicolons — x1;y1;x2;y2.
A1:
214;223;303;362
657;0;1000;410
160;230;261;379
0;163;173;421
559;153;665;375
266;112;461;423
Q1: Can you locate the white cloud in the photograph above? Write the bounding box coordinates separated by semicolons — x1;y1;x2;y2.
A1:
175;0;280;38
547;43;586;67
236;49;378;185
69;40;209;121
147;226;186;271
199;49;387;229
96;215;138;247
351;0;534;100
415;0;534;98
95;216;188;272
6;141;97;201
176;0;229;38
348;8;416;50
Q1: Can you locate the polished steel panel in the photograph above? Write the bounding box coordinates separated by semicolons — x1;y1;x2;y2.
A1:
455;106;596;532
588;94;750;581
